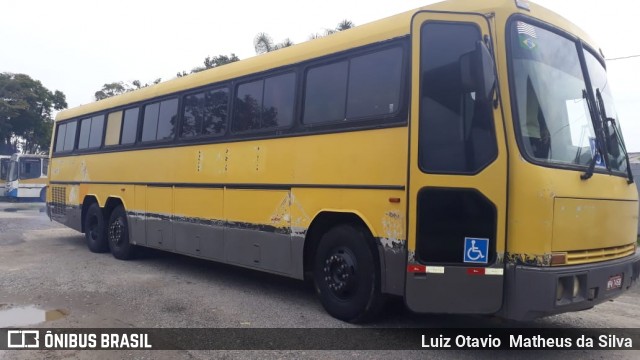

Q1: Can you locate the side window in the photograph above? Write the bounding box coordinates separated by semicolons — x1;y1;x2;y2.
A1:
142;99;178;142
232;73;296;132
78;118;91;149
43;159;49;176
55;123;67;153
121;108;139;145
63;121;77;152
303;61;348;124
418;22;497;174
105;111;123;146
20;159;42;179
303;46;403;125
181;88;229;138
347;47;403;118
77;115;105;149
88;115;105;148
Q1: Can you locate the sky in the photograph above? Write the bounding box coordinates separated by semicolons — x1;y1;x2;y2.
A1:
1;0;639;151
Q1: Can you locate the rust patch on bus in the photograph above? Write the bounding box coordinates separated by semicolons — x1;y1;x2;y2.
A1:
505;252;552;266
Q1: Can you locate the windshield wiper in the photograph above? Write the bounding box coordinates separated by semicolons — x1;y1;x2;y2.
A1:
595;89;634;184
580;89;605;181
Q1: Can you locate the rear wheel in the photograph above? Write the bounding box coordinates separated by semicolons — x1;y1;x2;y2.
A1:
313;224;384;323
108;205;135;260
84;203;108;253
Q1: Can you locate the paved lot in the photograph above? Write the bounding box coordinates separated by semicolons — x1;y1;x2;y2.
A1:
0;201;638;359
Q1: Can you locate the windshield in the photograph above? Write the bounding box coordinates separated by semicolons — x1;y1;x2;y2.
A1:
582;50;628;173
8;160;18;182
510;21;598;168
0;158;8;181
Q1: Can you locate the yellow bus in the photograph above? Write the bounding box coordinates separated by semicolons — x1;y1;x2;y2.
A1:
6;153;49;201
48;0;639;322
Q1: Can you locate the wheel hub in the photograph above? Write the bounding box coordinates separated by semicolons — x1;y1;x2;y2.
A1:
109;219;123;245
323;249;356;296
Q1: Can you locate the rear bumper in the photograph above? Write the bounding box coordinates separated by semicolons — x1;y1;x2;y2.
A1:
500;250;640;321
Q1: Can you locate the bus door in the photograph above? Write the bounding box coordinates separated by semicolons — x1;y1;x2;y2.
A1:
405;12;508;314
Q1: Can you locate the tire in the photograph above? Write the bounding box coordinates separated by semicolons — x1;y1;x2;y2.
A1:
313;224;384;323
107;205;135;260
39;187;46;203
84;203;108;253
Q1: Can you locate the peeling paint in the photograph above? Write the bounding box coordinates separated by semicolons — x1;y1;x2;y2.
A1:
380;210;405;253
68;186;79;204
79;161;90;181
269;192;291;229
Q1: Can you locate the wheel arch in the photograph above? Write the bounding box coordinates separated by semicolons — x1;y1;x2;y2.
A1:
302;210;384;282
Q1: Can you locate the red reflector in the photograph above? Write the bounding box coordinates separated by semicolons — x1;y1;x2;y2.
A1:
467;268;485;275
389;197;401;203
407;265;426;273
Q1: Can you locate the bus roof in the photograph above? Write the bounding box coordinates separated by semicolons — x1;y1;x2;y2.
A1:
55;0;597;122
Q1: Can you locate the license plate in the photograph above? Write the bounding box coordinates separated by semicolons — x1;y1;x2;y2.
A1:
607;274;623;290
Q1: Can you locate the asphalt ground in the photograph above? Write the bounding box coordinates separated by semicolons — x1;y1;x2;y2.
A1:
0;201;638;359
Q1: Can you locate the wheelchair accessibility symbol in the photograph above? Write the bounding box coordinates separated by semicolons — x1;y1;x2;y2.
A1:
463;237;489;264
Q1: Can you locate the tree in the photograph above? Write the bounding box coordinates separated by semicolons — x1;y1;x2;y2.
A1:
0;73;67;154
177;53;240;77
254;33;294;54
94;78;161;101
309;19;355;39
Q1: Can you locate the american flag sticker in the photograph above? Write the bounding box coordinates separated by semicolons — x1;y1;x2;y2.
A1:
517;21;537;38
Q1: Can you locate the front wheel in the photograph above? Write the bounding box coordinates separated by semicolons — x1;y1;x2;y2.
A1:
107;205;135;260
313;224;384;323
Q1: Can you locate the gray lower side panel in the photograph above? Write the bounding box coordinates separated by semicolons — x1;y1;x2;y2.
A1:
381;247;405;296
49;204;82;233
500;251;640;321
225;228;292;275
405;266;503;314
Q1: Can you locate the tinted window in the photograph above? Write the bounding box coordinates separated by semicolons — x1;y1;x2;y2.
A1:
303;61;348;124
141;103;160;142
43;159;49;176
233;80;263;132
20;159;42;179
182;88;228;138
55;123;67;153
347;47;403;118
121;108;139;145
142;99;177;142
418;22;497;174
88;115;105;148
63;121;77;151
78;118;91;149
263;73;295;128
105;111;123;146
156;99;178;140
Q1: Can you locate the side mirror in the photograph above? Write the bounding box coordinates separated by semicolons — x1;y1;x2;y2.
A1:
460;40;497;102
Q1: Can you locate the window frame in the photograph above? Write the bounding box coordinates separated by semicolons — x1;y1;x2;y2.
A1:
139;96;180;144
50;37;410;158
230;71;298;135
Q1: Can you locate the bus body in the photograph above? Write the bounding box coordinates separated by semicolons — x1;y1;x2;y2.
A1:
6;154;49;201
0;155;10;196
47;0;639;322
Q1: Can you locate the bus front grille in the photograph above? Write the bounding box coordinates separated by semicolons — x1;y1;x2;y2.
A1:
566;244;637;265
51;186;66;216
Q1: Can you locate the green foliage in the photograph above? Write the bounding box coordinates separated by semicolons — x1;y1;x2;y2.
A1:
0;73;67;154
309;19;355;40
254;33;295;54
177;53;241;77
94;78;162;101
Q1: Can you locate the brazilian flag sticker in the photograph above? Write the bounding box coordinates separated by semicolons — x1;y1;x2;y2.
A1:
519;34;537;50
